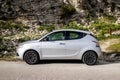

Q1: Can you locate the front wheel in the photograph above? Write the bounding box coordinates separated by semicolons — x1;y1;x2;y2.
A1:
23;50;39;65
82;51;98;65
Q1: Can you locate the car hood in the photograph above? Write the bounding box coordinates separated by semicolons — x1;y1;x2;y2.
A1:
19;40;38;46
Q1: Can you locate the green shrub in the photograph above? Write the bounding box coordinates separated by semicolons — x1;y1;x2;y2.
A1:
0;20;30;30
105;15;117;23
90;21;120;40
0;46;6;52
38;25;55;32
62;22;88;30
22;26;30;29
106;42;120;52
92;22;120;32
0;35;3;42
61;3;76;18
95;16;117;23
18;36;31;42
98;15;117;23
0;36;6;51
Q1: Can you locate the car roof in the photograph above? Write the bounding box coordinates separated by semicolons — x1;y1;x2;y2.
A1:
52;29;91;34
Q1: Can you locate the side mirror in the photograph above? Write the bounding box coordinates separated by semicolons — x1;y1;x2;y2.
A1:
46;37;49;41
42;37;49;41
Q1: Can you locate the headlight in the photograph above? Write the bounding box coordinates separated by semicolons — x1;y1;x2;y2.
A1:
17;44;24;49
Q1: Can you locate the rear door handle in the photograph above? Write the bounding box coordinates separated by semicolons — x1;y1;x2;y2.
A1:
59;43;65;45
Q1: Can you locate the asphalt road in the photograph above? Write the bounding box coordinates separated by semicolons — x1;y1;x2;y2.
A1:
0;60;120;80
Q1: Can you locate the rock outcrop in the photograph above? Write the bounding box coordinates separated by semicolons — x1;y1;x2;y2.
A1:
0;0;120;26
0;0;120;57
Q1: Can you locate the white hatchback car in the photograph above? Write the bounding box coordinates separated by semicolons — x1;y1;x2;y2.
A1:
16;29;101;65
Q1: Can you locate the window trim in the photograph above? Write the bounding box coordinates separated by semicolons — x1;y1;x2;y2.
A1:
40;31;87;42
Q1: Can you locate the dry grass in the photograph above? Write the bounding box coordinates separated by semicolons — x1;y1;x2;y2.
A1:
100;38;120;53
106;42;120;52
0;56;22;61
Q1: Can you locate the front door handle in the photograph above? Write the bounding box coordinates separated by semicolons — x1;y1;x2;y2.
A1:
59;43;65;45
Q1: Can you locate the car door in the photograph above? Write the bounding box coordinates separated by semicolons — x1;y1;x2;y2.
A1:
65;31;86;57
41;31;66;59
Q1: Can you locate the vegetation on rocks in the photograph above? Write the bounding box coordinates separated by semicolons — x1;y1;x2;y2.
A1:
61;3;76;19
0;20;30;30
0;20;31;58
0;15;120;60
106;42;120;52
38;25;55;32
0;0;120;60
61;22;88;30
90;22;120;39
0;35;5;52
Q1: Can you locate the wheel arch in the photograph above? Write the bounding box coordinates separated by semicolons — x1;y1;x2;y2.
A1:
82;50;98;60
23;49;40;60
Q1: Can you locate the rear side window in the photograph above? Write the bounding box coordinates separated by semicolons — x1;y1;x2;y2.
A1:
66;31;87;40
69;32;79;39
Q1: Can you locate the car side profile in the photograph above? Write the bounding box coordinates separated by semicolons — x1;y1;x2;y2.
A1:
16;29;101;65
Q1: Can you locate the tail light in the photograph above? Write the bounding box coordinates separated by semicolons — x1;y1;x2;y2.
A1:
92;41;100;47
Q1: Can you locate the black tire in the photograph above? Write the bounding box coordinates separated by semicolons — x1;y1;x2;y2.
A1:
82;51;97;65
23;50;39;65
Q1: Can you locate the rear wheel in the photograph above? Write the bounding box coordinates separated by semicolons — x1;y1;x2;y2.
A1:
82;51;97;65
23;50;39;65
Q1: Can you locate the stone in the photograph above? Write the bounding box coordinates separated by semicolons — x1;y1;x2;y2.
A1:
116;17;120;24
0;52;3;57
0;0;120;57
0;0;120;26
109;53;117;59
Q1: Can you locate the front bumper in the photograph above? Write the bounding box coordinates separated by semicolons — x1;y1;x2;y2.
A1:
16;46;25;60
16;52;19;56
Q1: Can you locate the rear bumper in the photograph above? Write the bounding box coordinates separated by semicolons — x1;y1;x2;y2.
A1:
95;47;102;57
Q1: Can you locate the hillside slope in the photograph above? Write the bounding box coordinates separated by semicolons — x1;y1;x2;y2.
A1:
0;0;120;58
0;0;120;26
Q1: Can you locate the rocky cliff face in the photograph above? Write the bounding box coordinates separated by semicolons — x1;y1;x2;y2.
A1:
0;0;120;57
0;0;63;26
0;0;120;26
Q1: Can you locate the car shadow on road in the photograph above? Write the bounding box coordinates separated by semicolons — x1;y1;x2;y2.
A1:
37;60;120;66
38;60;83;64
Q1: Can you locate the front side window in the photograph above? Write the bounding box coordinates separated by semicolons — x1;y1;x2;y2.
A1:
49;32;65;41
42;31;65;41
